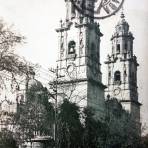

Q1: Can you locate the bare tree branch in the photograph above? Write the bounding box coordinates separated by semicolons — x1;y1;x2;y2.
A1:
0;20;35;91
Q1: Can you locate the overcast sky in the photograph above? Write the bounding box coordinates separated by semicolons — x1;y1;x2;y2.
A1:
0;0;148;133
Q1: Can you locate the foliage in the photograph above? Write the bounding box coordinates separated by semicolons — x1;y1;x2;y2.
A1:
14;83;54;144
58;99;83;148
0;19;34;91
56;98;141;148
82;107;108;148
57;100;107;148
0;129;18;148
105;98;141;148
141;134;148;148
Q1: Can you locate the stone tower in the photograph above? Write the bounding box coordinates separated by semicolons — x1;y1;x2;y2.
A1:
105;12;141;123
55;0;106;117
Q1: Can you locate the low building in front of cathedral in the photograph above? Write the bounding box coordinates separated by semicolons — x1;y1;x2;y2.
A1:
0;97;17;131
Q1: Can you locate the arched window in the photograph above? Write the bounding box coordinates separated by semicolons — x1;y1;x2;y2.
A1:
114;71;121;82
68;40;76;54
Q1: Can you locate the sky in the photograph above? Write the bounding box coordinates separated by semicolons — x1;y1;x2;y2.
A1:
0;0;148;133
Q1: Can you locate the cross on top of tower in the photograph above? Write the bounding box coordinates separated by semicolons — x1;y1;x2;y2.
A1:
118;10;127;25
120;11;125;19
120;7;125;19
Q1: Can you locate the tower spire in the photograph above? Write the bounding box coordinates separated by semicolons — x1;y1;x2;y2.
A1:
105;12;141;128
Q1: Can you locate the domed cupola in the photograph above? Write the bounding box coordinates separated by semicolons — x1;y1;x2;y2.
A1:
110;12;134;58
26;68;43;90
28;78;43;90
115;12;129;35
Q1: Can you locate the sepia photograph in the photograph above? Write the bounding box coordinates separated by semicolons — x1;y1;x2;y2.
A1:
0;0;148;147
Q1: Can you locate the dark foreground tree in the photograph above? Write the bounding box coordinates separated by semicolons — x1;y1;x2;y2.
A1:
105;98;141;148
0;129;17;148
141;134;148;148
57;100;108;148
58;99;83;148
82;107;108;148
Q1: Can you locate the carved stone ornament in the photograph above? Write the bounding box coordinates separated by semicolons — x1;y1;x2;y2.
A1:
114;87;121;96
79;31;84;54
60;36;64;51
66;62;77;78
60;36;64;57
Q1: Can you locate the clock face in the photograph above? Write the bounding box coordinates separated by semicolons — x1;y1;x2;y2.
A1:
71;0;124;19
67;64;74;73
67;63;76;76
114;87;121;96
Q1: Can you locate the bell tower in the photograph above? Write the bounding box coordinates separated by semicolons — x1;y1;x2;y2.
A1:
105;12;141;123
55;0;106;117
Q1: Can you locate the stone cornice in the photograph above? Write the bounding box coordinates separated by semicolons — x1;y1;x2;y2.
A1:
111;34;134;40
120;100;142;106
105;56;139;66
56;78;106;89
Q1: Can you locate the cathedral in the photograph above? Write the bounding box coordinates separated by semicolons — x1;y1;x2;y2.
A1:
55;0;141;125
0;0;141;147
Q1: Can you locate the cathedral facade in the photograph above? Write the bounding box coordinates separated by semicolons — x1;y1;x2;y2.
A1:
55;1;141;123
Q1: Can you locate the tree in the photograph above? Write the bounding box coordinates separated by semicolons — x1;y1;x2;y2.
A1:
0;129;17;148
57;99;83;148
141;134;148;148
0;19;33;91
14;82;55;144
56;100;109;148
82;107;108;148
105;98;141;148
56;100;108;148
